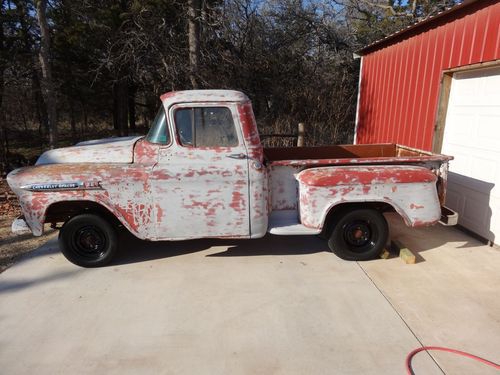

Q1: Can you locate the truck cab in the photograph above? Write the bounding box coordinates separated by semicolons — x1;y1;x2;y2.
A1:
144;90;268;239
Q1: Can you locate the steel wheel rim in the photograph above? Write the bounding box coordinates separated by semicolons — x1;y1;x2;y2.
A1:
71;225;107;260
342;220;376;253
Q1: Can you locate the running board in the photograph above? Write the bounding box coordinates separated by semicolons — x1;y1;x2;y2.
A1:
268;210;321;235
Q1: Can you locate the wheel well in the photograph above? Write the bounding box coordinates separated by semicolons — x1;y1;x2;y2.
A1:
319;202;395;238
45;200;121;227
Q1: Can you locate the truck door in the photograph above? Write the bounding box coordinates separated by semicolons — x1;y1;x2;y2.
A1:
152;103;250;239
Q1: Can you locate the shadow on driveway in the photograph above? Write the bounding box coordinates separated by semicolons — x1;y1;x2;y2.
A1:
113;232;329;266
0;269;79;294
4;214;483;270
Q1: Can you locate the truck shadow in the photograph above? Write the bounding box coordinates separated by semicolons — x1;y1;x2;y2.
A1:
114;215;484;266
113;234;213;265
113;232;329;266
206;235;329;257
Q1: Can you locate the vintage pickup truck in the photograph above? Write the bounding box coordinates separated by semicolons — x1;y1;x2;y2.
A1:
7;90;457;267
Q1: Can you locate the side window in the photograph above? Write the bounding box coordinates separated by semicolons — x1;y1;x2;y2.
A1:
146;107;170;144
174;107;238;147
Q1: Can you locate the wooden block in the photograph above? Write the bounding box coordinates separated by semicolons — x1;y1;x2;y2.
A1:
379;248;391;259
391;240;416;264
399;248;416;264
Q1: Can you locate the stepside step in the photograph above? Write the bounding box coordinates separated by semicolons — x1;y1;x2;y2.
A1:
268;210;321;235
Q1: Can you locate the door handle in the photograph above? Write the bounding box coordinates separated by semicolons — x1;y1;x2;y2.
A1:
226;153;247;160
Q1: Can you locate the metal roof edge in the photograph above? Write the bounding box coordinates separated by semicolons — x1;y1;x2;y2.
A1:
356;0;487;55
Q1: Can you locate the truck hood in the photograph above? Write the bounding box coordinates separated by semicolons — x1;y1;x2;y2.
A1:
36;136;144;165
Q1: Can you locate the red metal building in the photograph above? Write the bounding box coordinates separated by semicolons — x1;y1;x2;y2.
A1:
355;0;500;150
354;0;500;243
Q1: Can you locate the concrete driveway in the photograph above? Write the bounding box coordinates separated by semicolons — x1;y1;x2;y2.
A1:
1;214;499;375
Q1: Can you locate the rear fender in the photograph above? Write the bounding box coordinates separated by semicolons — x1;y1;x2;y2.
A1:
296;166;441;229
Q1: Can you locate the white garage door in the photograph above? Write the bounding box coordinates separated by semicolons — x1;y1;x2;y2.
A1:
441;66;500;244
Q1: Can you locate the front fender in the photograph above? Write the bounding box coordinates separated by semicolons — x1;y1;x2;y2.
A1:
296;166;441;229
7;164;156;239
14;191;152;239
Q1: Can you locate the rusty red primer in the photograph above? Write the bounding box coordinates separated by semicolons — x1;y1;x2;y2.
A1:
134;139;159;163
9;159;156;238
230;191;245;211
238;102;263;162
297;166;437;187
160;92;176;101
295;163;443;230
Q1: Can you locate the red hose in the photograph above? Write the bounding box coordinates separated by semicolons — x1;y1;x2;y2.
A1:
406;346;500;375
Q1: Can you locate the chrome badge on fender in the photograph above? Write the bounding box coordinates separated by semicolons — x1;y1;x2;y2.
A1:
21;181;102;192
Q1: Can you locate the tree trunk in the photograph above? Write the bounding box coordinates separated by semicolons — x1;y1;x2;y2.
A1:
35;0;57;149
0;0;7;174
19;100;28;131
128;84;136;132
69;97;77;143
61;0;77;143
113;84;118;131
188;0;201;89
113;79;128;137
32;70;49;136
0;111;6;177
146;91;157;123
81;101;88;137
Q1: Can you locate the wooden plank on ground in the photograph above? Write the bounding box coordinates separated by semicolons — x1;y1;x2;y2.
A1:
391;239;416;264
379;248;391;259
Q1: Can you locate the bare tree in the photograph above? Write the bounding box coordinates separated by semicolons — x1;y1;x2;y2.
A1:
188;0;201;89
0;0;7;173
35;0;57;148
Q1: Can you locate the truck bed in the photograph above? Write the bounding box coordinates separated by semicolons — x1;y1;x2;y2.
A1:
265;143;454;217
264;143;452;166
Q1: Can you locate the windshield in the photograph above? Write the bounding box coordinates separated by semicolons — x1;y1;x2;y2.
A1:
146;107;170;144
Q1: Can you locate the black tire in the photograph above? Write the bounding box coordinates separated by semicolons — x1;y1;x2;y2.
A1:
59;213;118;267
327;208;388;261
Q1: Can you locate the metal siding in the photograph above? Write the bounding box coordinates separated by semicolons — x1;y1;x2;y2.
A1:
404;37;418;147
467;10;480;63
376;51;386;143
385;48;396;142
412;34;429;148
377;50;389;142
367;53;378;143
386;47;398;142
450;17;466;67
482;7;499;61
388;44;401;142
372;52;383;143
356;1;500;150
396;41;411;143
422;30;440;150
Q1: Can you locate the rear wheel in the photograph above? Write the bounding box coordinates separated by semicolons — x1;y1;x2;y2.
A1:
327;208;388;261
59;213;118;267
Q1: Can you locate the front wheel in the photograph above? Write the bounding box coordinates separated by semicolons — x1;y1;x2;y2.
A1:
328;208;388;261
59;213;118;267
